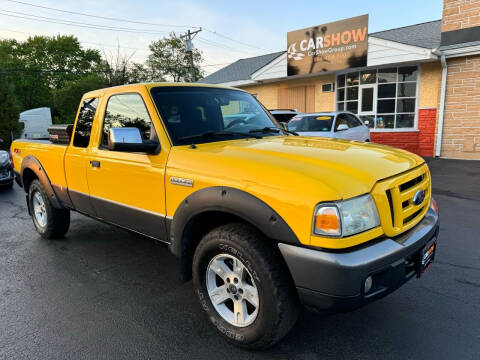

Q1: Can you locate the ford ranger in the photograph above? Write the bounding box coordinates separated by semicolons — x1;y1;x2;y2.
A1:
11;83;439;349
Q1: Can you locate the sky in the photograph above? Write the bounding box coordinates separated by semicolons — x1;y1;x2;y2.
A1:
0;0;443;75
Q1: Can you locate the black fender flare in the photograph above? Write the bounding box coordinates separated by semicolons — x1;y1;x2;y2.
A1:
21;155;63;209
169;186;299;259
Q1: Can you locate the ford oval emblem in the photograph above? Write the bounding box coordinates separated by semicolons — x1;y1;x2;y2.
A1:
413;190;426;206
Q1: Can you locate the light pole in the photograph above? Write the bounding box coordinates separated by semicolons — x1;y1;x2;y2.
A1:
181;28;202;82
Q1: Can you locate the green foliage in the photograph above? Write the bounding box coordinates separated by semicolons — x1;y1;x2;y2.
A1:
0;35;102;112
52;74;105;124
147;33;204;82
127;62;166;84
0;76;21;149
0;32;205;128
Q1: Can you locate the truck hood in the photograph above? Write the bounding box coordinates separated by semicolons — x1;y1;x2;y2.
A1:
170;136;424;200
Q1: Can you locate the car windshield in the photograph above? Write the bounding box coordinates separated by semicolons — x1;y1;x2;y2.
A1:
150;86;282;145
288;115;334;132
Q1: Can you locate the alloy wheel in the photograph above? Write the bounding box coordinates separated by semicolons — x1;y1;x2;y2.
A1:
206;253;260;327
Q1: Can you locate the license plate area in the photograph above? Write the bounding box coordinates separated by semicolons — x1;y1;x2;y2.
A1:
416;238;436;277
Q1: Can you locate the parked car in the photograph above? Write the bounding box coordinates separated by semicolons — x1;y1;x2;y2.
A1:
11;83;438;349
288;111;370;141
0;138;14;189
269;109;301;123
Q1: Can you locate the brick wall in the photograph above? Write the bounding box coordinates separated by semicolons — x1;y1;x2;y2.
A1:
442;0;480;32
441;55;480;159
371;109;437;157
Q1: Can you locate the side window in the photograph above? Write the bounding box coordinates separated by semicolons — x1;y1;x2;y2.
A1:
346;114;362;128
334;114;351;131
101;93;158;148
73;98;98;148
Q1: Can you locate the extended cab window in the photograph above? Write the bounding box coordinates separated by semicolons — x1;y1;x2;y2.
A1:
73;98;98;148
101;93;158;148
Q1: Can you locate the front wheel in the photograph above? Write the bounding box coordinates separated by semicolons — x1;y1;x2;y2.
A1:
193;223;299;349
28;179;70;239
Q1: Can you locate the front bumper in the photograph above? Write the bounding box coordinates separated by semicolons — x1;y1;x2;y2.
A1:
279;205;439;311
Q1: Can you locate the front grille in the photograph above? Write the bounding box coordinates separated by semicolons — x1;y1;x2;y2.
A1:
399;174;424;192
372;164;431;237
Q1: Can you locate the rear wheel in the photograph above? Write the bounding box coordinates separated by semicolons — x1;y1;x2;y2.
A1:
193;223;299;349
28;179;70;239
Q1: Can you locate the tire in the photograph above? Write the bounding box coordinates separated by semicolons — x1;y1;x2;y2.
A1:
193;223;299;349
28;179;70;239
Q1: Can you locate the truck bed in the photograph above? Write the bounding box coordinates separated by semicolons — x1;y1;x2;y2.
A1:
11;139;69;189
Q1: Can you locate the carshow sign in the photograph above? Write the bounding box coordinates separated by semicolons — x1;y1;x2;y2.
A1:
287;14;368;76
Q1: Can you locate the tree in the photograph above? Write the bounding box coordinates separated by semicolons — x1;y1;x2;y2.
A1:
99;46;136;87
146;33;204;82
52;74;105;124
0;75;21;149
0;35;102;112
128;62;165;83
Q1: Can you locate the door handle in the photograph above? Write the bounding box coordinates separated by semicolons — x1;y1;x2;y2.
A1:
90;160;101;168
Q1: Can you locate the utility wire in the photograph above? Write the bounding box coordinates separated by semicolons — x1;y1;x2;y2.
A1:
203;28;274;52
0;12;263;56
197;37;259;55
5;0;272;53
0;9;171;34
0;28;149;52
5;0;198;29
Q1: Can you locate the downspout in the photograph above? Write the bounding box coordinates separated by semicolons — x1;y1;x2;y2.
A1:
434;50;448;157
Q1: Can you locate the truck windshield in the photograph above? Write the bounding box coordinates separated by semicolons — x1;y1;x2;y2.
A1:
288;115;334;132
150;86;282;145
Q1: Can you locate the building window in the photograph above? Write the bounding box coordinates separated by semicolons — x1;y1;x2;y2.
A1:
336;66;418;130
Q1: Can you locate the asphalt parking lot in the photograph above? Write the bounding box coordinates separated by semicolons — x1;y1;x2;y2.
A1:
0;158;479;360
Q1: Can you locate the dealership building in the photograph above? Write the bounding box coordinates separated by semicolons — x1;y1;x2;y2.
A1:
200;0;480;159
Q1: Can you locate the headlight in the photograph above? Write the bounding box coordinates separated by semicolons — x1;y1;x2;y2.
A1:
0;151;10;164
313;194;380;237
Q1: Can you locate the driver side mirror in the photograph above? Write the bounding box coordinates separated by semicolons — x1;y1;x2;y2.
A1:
336;124;349;131
108;128;160;154
0;137;4;144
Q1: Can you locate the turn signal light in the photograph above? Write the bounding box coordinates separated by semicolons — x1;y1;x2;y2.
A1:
314;206;340;236
431;197;438;214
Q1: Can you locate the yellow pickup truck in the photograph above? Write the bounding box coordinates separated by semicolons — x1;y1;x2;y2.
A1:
11;83;439;349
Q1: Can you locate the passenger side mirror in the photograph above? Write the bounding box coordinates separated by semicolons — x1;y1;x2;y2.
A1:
279;122;288;131
336;124;349;131
108;128;160;154
364;120;369;126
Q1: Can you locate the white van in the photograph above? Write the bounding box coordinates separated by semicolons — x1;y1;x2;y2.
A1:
19;107;52;139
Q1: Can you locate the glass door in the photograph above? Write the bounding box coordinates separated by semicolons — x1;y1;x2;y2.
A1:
359;85;376;128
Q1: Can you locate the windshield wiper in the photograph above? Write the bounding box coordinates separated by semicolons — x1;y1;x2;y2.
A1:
249;126;298;136
177;130;262;142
